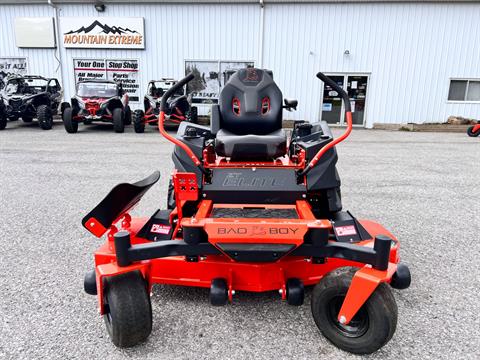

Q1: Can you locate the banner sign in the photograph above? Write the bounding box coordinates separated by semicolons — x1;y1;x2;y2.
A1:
73;59;140;102
0;57;28;90
61;17;144;49
185;60;254;104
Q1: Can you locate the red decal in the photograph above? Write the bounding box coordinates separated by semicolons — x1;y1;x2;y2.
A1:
335;225;357;237
151;224;171;234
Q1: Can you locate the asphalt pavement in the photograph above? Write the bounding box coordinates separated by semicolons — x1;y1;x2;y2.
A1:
0;119;479;359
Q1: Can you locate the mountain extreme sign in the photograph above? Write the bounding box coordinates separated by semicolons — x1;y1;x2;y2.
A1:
60;18;144;49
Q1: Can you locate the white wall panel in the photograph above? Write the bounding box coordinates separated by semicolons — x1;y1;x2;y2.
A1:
0;5;58;78
1;2;480;126
263;3;480;126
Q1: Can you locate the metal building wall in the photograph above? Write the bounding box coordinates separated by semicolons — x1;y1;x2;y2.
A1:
263;2;480;126
0;5;58;78
1;2;480;126
57;3;261;107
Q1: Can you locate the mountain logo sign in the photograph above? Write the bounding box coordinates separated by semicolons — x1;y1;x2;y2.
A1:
60;17;144;49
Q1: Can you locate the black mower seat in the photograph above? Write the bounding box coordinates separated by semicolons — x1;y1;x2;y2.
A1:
214;68;286;160
215;128;287;160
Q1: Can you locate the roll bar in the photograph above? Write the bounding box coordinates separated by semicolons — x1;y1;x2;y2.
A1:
159;72;352;178
158;73;209;175
297;72;353;177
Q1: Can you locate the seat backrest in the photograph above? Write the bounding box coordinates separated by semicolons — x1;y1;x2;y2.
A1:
219;68;283;135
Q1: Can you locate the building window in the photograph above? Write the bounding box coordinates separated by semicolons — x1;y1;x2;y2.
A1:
448;79;480;101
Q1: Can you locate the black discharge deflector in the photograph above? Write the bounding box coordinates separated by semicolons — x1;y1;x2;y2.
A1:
203;168;306;204
82;171;160;236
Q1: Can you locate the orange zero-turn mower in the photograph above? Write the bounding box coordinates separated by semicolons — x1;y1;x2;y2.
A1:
82;69;411;354
467;121;480;137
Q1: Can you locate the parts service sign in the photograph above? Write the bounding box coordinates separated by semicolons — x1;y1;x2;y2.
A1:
60;17;144;49
74;59;140;102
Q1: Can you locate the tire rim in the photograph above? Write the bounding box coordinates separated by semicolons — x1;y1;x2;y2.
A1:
327;295;369;338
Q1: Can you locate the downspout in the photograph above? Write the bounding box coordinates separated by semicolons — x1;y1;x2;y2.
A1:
48;0;64;100
258;0;265;68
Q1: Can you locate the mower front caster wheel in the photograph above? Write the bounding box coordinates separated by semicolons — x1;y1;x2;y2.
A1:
103;271;152;347
286;278;304;306
210;278;228;306
311;267;398;355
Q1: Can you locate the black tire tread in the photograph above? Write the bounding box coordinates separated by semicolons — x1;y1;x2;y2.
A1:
62;107;78;133
133;109;145;133
103;271;152;347
37;104;53;130
113;108;124;133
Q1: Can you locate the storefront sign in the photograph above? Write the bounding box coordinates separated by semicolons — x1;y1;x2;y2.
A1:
0;57;28;90
61;18;144;49
73;59;140;102
106;60;140;102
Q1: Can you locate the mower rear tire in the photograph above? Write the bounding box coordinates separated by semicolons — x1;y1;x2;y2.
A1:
467;126;480;137
286;278;304;306
124;106;132;125
133;109;145;133
37;104;53;130
210;278;228;306
113;108;125;133
311;267;397;355
103;271;152;348
63;108;78;133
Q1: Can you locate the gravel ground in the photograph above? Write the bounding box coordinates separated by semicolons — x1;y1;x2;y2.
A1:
0;120;479;360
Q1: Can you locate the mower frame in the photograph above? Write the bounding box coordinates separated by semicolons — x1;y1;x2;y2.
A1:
84;70;411;353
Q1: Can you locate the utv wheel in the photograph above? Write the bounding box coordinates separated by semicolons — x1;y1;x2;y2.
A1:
113;108;125;133
37;105;53;130
60;102;70;117
22;115;33;123
133;109;145;133
467;126;480;137
62;107;78;133
210;278;228;306
286;278;304;306
311;267;398;355
103;271;152;348
0;112;6;130
124;106;132;125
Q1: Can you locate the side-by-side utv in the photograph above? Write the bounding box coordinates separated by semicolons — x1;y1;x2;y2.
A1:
62;80;131;133
82;69;411;354
133;79;197;133
0;75;63;130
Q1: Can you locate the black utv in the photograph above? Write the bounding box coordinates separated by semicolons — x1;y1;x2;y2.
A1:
0;75;64;130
